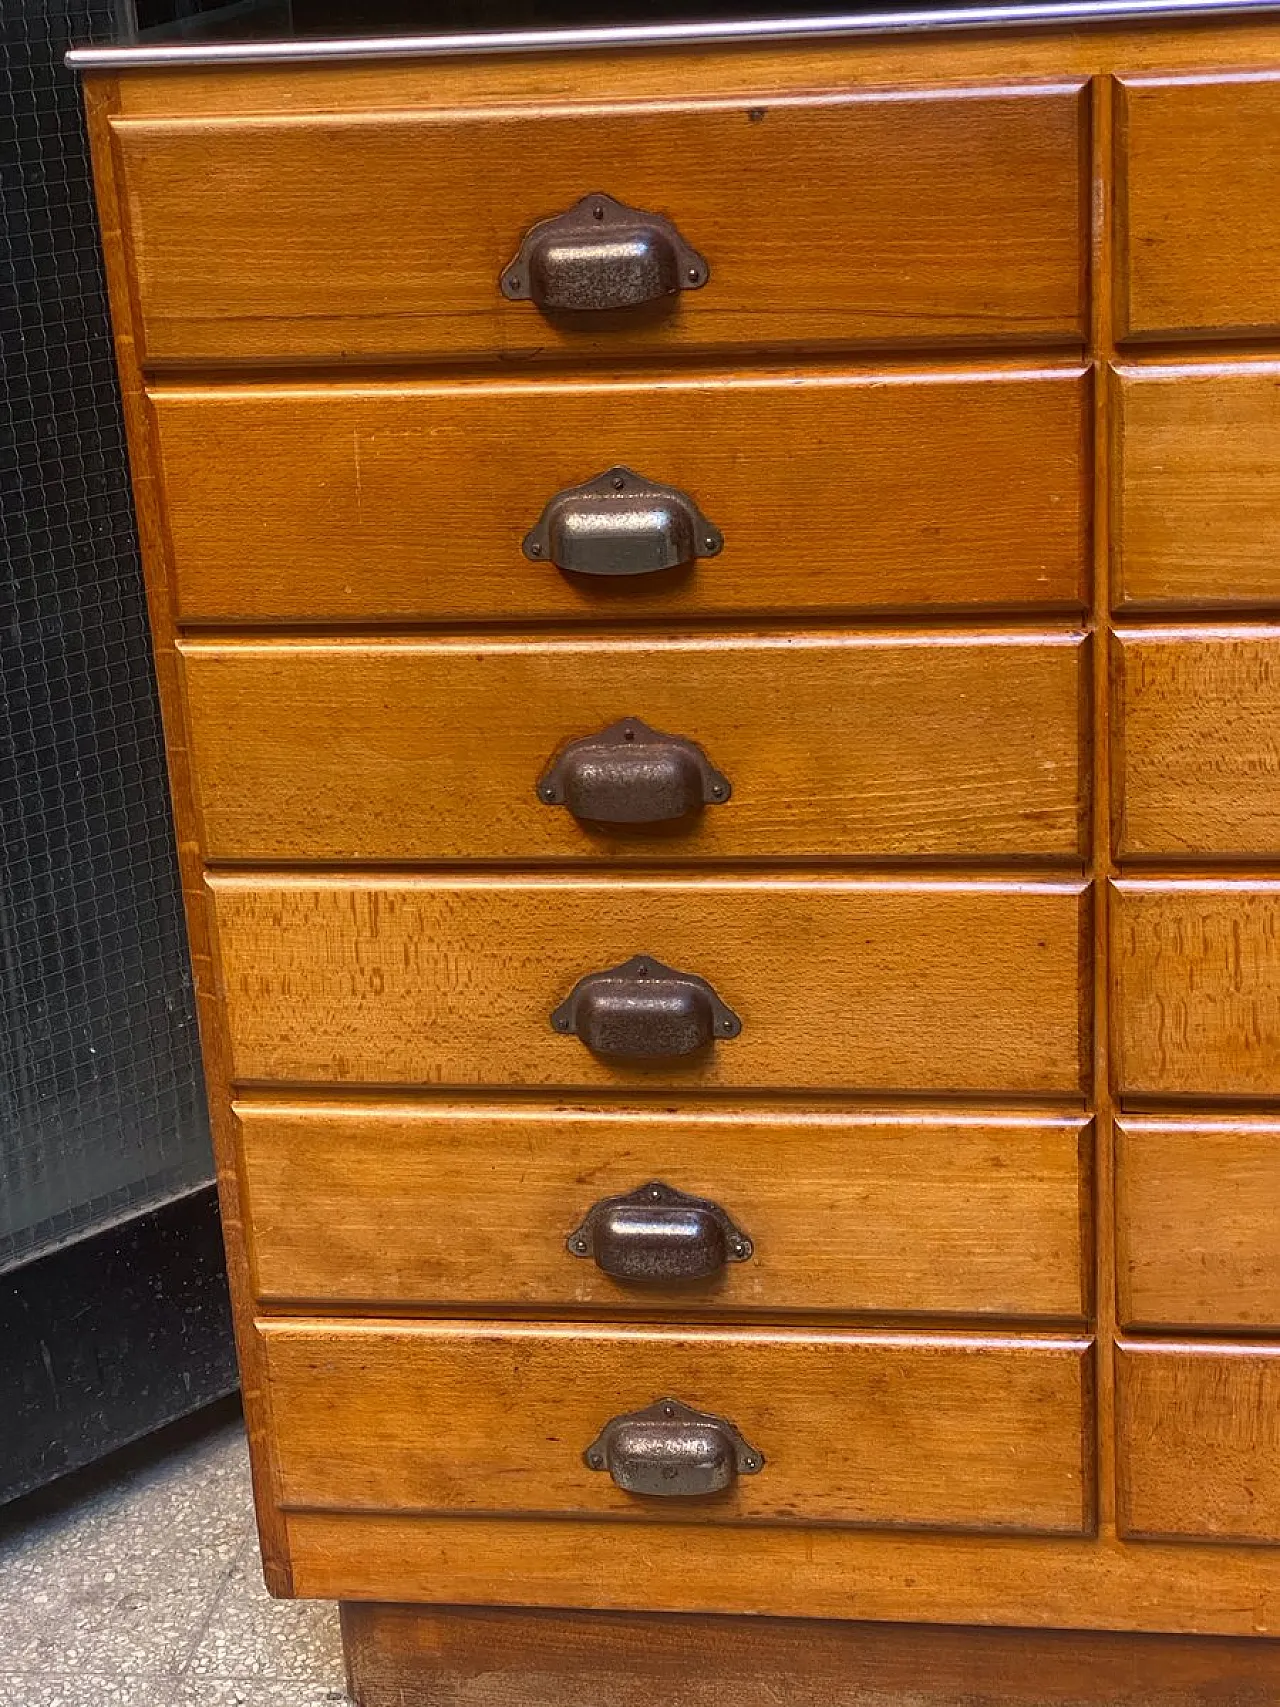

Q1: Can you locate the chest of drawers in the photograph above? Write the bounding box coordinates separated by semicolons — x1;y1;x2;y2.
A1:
73;3;1280;1699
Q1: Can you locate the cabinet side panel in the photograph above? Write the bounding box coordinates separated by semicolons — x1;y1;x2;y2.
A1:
80;74;291;1594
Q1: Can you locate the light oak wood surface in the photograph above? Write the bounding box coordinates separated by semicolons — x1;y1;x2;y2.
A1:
1085;69;1120;1548
112;84;1086;366
104;16;1280;120
1113;362;1280;608
209;874;1090;1093
1117;74;1280;342
293;1514;1280;1635
1117;1116;1280;1332
1112;628;1280;859
182;631;1088;864
237;1102;1090;1318
261;1319;1093;1534
153;367;1089;624
1112;880;1280;1099
81;78;293;1592
1117;1342;1280;1544
82;14;1280;1654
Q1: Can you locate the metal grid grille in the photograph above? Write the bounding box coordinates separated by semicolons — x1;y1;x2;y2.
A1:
1;0;212;1271
125;0;1023;39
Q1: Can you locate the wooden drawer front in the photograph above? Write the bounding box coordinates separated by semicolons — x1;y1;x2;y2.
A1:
1118;75;1280;341
1118;1344;1280;1543
1117;1117;1280;1331
115;86;1085;367
210;875;1089;1094
155;369;1088;623
238;1104;1090;1318
1113;881;1280;1099
183;632;1087;864
1114;363;1280;608
289;1518;1280;1635
262;1322;1093;1535
1113;629;1280;859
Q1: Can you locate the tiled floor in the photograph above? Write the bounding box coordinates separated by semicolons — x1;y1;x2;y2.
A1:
0;1404;347;1707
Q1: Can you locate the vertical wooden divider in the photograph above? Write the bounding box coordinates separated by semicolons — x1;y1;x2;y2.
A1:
1090;71;1118;1538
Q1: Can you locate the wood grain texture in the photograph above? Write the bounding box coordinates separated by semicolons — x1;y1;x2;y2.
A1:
1117;73;1280;342
261;1319;1093;1534
209;874;1091;1093
237;1102;1090;1318
83;17;1280;1644
1113;362;1280;609
341;1602;1280;1707
80;79;294;1591
105;17;1280;120
182;631;1088;864
112;84;1087;366
1117;1343;1280;1544
153;368;1090;622
1087;70;1120;1542
1113;628;1280;859
296;1514;1280;1634
1117;1116;1280;1332
1112;880;1280;1099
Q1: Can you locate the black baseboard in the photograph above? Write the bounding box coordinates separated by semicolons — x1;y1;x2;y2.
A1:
0;1185;238;1503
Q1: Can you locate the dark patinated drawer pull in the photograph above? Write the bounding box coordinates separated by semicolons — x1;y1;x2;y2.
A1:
551;955;741;1059
522;466;723;579
568;1181;753;1282
500;192;709;313
537;719;731;824
585;1398;763;1497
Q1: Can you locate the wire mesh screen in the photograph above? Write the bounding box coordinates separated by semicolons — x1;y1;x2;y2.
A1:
1;0;212;1271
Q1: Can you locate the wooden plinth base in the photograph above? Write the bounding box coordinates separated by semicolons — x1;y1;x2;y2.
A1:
340;1602;1280;1707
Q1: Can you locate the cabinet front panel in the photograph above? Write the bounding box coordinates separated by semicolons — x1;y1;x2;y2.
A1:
1118;74;1280;341
239;1103;1090;1318
154;369;1089;623
1118;1343;1280;1543
262;1320;1094;1535
183;632;1087;864
1113;881;1280;1098
115;85;1086;365
1113;629;1280;858
1117;1117;1280;1331
1114;363;1280;608
210;875;1090;1094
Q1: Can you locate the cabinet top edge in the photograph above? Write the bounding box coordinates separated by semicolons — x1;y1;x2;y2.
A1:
64;0;1280;73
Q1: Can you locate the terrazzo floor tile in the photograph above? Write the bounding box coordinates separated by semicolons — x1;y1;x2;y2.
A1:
0;1406;347;1706
0;1679;164;1707
169;1684;350;1706
0;1682;350;1707
183;1535;346;1685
